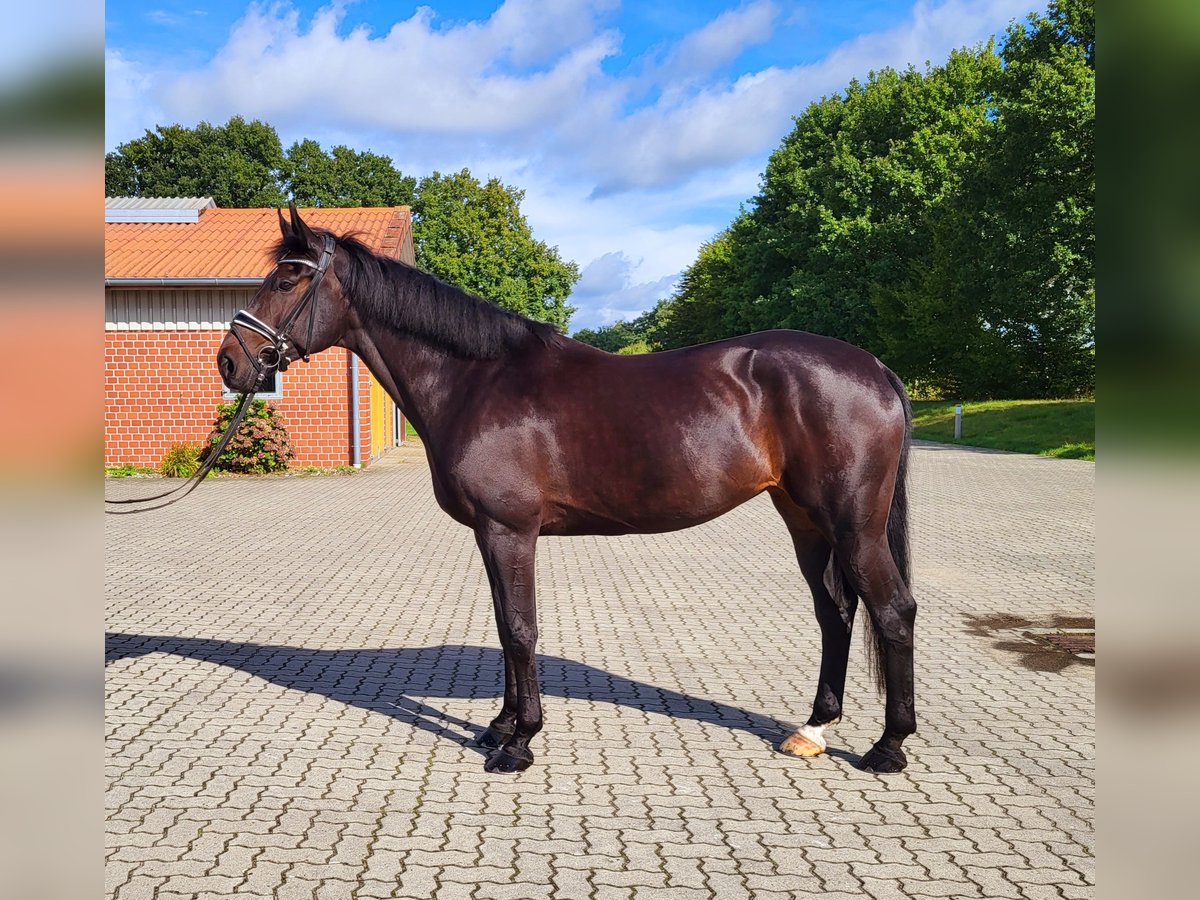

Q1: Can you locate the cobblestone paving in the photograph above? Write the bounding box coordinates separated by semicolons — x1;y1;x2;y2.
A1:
106;443;1094;899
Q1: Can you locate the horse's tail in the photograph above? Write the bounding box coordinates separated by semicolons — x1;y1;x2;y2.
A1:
861;367;913;693
883;368;912;592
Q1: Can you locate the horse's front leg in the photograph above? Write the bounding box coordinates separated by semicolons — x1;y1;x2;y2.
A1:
477;590;518;749
474;519;542;773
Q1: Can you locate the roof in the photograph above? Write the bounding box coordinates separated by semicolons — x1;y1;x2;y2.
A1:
105;196;217;209
105;197;217;224
105;206;414;280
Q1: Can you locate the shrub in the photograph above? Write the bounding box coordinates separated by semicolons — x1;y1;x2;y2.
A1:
206;399;294;474
158;443;202;478
616;340;652;355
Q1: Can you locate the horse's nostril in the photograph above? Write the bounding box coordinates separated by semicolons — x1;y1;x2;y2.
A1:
219;352;235;382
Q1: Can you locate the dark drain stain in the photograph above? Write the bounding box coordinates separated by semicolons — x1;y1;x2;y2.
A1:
1040;632;1095;654
963;614;1095;672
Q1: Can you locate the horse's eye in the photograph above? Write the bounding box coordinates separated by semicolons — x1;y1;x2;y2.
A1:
278;280;295;292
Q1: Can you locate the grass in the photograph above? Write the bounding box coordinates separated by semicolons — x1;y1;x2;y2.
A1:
290;465;360;476
405;420;420;440
910;399;1094;460
106;464;359;477
105;465;156;477
209;464;359;477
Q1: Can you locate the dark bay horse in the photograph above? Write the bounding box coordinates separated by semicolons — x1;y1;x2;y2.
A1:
218;206;917;774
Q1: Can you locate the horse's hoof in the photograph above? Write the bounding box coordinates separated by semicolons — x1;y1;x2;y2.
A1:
477;723;516;749
780;729;826;758
484;745;533;774
859;743;908;773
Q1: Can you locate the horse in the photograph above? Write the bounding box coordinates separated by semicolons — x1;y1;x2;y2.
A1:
218;205;917;775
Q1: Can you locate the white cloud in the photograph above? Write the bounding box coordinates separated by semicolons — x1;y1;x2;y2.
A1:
162;1;620;137
105;50;163;150
579;0;1032;192
571;252;679;327
486;0;620;68
145;9;207;26
658;1;778;85
575;251;634;297
513;176;723;330
106;0;1037;327
115;0;1031;191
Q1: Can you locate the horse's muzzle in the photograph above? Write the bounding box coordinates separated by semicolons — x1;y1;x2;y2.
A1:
217;344;262;393
218;350;237;384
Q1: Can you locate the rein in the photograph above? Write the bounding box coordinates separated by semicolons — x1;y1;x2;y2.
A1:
104;234;336;515
104;391;257;514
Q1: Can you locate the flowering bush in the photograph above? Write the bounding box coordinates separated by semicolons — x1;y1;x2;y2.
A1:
206;399;294;474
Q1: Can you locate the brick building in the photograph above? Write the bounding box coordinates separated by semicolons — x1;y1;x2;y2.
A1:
104;198;414;470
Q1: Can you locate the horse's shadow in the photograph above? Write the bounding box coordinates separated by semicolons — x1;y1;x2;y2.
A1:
105;633;854;763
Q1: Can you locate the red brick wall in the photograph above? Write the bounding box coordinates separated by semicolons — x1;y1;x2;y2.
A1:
105;330;373;469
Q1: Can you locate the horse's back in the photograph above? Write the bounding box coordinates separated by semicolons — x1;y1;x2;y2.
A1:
563;330;903;433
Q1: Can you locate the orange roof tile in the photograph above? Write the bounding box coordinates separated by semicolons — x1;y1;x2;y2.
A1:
105;207;413;279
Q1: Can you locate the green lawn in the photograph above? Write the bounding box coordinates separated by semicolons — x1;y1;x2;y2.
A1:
910;399;1094;460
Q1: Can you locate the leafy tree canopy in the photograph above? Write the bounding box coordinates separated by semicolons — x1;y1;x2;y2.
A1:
614;0;1095;399
412;170;577;328
282;139;416;208
105;120;579;327
105;116;287;208
573;304;672;353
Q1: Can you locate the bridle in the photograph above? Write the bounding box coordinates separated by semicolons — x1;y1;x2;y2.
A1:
105;234;337;514
229;233;336;385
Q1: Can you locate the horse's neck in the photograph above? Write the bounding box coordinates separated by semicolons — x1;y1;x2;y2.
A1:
341;322;484;447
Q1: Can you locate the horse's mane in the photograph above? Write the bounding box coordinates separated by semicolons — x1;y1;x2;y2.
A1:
273;230;562;360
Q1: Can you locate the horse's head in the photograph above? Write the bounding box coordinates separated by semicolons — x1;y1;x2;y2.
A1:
217;203;354;393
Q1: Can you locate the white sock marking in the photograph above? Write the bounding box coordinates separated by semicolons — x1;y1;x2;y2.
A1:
794;723;828;751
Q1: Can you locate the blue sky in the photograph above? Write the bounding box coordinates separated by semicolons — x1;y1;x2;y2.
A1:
106;1;1039;330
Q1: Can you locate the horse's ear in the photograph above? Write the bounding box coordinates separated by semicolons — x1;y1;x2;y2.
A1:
289;200;318;248
277;207;291;239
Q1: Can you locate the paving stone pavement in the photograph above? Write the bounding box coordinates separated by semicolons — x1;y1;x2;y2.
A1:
106;442;1094;899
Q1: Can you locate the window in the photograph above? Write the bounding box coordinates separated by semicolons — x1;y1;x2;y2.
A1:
223;369;282;400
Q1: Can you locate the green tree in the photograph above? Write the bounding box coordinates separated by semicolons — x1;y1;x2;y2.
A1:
654;0;1094;398
616;340;652;355
574;301;674;352
573;322;639;352
955;0;1095;396
282;139;416;207
412;169;578;328
105;121;580;329
104;116;287;207
760;48;1001;354
660;223;750;349
277;138;333;206
659;49;1002;359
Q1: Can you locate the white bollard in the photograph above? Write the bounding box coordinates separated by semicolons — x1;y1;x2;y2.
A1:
954;404;962;439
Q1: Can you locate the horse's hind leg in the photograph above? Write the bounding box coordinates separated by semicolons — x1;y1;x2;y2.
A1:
842;531;917;773
770;492;858;759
